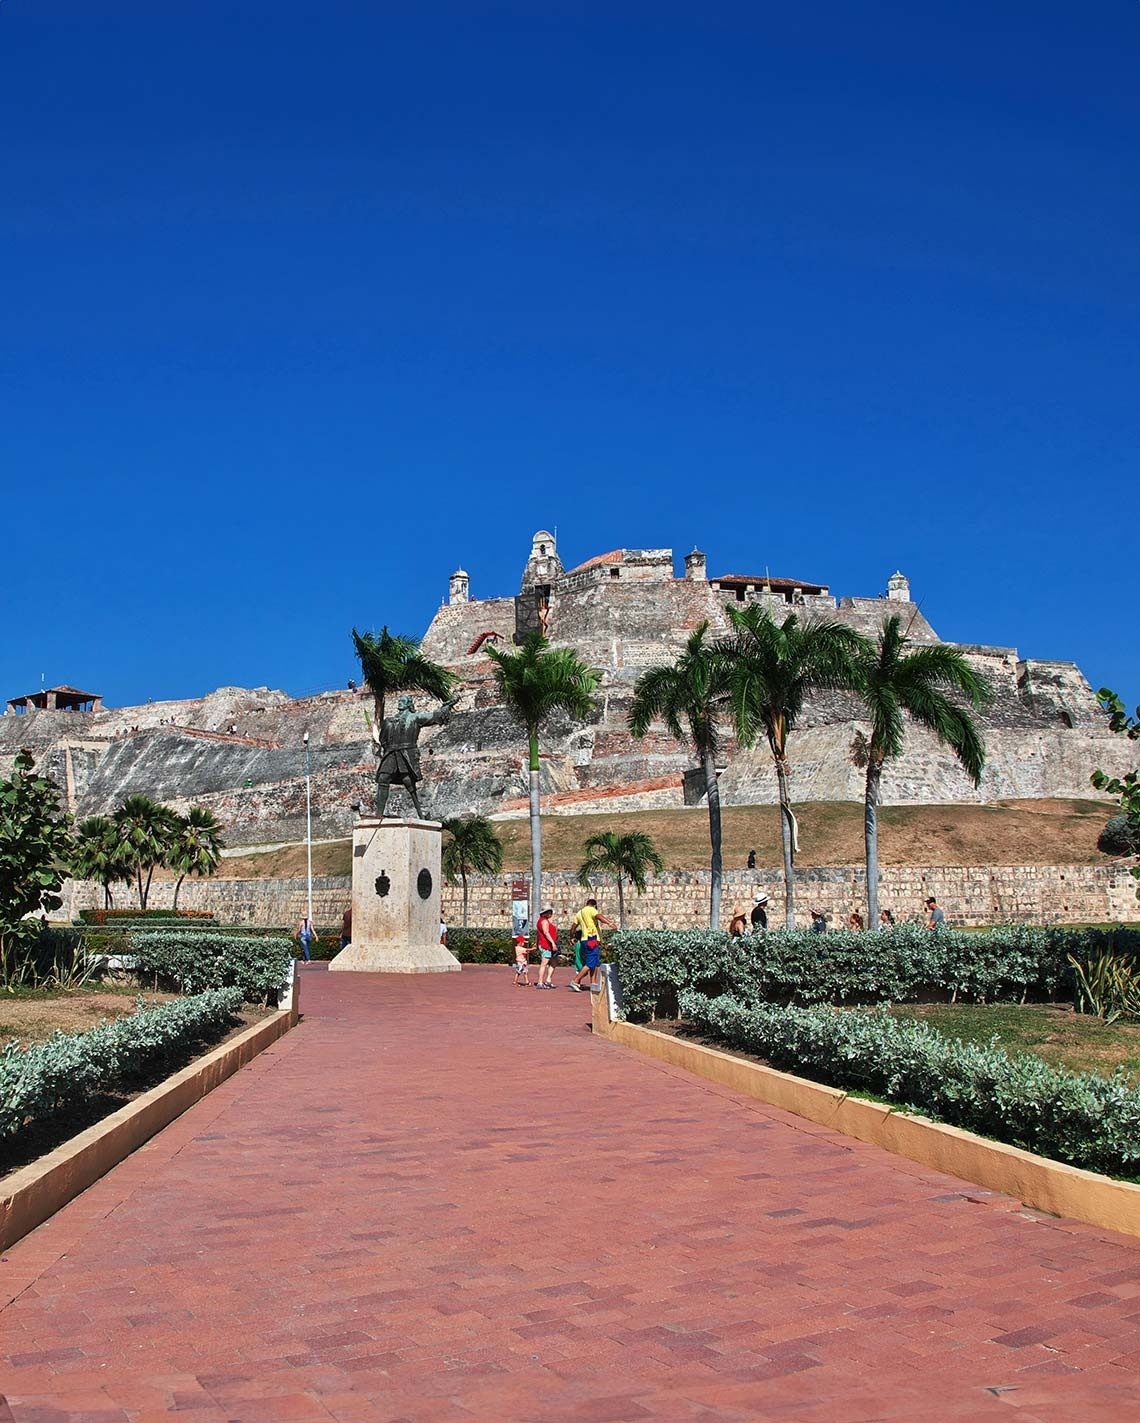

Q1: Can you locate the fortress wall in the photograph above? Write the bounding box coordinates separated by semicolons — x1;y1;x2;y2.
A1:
419;597;516;664
60;863;1139;930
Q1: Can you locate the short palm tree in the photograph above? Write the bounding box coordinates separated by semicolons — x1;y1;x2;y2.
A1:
628;623;731;928
486;632;598;918
112;794;179;910
442;816;504;927
71;815;131;909
576;830;664;928
352;625;454;728
168;806;226;910
853;615;991;924
722;606;864;928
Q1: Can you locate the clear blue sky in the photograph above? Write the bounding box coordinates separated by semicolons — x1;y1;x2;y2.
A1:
2;1;1137;710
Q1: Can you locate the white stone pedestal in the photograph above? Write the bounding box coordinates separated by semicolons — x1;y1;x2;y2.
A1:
330;818;461;973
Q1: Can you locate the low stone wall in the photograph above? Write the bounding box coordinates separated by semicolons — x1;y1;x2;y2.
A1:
61;863;1139;929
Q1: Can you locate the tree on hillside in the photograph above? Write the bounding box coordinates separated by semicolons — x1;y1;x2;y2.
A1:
113;794;180;910
0;751;73;973
576;830;664;928
442;816;504;928
352;626;454;729
71;815;132;909
851;615;991;925
722;606;864;928
486;632;598;919
628;623;731;929
168;806;226;911
1092;689;1140;901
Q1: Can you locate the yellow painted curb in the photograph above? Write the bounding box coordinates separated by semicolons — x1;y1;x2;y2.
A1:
592;989;1140;1239
0;983;300;1253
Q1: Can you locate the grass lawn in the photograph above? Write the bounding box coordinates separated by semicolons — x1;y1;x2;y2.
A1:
217;797;1114;878
889;1003;1140;1082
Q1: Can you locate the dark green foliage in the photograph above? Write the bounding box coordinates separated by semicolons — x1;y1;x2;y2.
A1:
446;927;613;964
129;930;293;1002
1091;689;1140;901
1100;815;1139;856
612;923;1140;1021
681;992;1140;1179
442;817;504;928
352;625;454;724
0;750;73;974
79;909;218;924
577;830;664;927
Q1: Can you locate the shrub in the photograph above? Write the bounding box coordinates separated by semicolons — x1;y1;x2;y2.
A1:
447;928;516;964
680;991;1140;1180
612;923;1140;1021
0;987;244;1142
79;908;217;924
130;930;293;1002
1100;815;1140;856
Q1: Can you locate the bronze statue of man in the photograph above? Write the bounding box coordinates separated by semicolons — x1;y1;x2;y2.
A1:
372;693;460;818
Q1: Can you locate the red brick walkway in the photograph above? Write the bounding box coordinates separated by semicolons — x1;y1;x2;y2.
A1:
2;968;1140;1422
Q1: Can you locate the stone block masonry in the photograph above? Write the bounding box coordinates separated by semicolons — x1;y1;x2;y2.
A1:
61;863;1139;930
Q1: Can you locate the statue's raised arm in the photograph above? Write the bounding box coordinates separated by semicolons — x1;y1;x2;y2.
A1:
372;693;459;819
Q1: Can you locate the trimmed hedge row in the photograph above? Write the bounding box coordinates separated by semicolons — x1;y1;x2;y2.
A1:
445;928;614;964
679;991;1140;1180
129;931;293;1002
79;909;217;924
0;987;244;1142
612;924;1140;1020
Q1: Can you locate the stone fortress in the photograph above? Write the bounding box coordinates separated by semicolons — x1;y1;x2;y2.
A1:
1;531;1130;849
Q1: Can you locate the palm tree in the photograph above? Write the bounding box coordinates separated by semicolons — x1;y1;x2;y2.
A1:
628;623;731;928
442;816;504;928
486;632;598;919
112;794;179;910
168;806;226;911
576;830;664;928
352;626;454;729
722;606;864;928
71;815;130;909
852;615;991;924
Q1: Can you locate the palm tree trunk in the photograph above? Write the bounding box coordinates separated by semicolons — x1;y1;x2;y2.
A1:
461;867;469;929
173;874;185;912
775;756;796;929
137;867;145;911
528;727;541;930
142;864;155;912
702;747;723;930
616;876;625;929
864;759;882;927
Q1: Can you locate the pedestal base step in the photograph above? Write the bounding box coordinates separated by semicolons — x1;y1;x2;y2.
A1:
328;942;462;974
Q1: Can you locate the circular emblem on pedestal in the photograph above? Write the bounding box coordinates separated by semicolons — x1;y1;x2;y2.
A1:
417;868;433;900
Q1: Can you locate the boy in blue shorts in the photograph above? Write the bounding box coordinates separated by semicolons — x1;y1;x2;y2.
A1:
569;898;615;992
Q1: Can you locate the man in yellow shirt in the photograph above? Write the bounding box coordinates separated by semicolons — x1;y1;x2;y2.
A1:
569;898;616;993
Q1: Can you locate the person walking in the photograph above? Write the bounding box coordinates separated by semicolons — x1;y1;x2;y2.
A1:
536;907;559;989
879;909;896;929
746;848;757;870
809;908;828;935
569;898;615;992
513;933;531;986
924;896;946;930
750;893;768;931
728;905;749;939
339;907;352;951
294;915;318;964
848;910;864;931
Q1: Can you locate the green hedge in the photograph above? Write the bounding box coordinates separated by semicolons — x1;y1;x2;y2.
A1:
445;928;614;964
0;987;244;1142
679;991;1140;1180
612;924;1140;1021
129;931;293;1002
78;909;217;924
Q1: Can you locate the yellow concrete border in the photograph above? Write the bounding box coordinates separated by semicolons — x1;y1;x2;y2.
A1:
0;981;300;1253
592;989;1140;1240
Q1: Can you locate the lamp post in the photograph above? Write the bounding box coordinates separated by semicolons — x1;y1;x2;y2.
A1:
303;731;313;931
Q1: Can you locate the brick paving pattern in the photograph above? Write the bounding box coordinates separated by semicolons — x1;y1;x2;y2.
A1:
2;966;1139;1422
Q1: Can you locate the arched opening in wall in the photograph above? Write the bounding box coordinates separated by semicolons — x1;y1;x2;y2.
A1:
1059;710;1074;728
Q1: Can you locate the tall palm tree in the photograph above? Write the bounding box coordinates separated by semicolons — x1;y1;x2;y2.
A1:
486;632;598;919
722;605;864;928
576;830;664;928
352;626;454;728
112;794;179;910
853;615;991;924
168;806;226;911
71;815;130;909
441;816;504;928
628;623;731;928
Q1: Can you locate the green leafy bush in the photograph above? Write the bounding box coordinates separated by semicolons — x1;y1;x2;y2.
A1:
680;991;1140;1179
612;924;1140;1020
446;928;517;963
79;908;217;924
130;930;293;1002
1100;815;1140;856
0;987;244;1142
